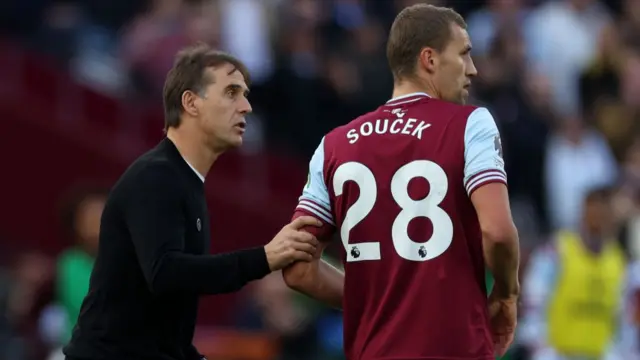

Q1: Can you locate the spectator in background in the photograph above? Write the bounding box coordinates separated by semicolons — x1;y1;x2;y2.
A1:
55;186;107;344
619;0;640;44
619;41;640;117
347;17;393;114
30;2;84;66
607;255;640;359
615;139;640;258
579;24;640;164
121;0;223;97
236;251;347;360
520;187;626;360
466;0;528;58
120;0;188;96
472;21;552;234
236;272;319;360
5;252;55;360
606;259;640;359
219;0;274;84
0;250;22;360
261;2;336;156
545;116;617;231
524;0;611;115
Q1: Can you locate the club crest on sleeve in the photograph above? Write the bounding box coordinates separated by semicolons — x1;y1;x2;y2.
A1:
196;218;201;232
494;135;503;159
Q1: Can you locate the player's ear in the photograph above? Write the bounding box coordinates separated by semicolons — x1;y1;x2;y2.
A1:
181;90;200;117
419;47;437;74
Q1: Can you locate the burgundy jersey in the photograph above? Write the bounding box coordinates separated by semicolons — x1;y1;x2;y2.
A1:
293;92;507;360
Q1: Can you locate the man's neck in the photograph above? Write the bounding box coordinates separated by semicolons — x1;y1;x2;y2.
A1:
166;127;220;178
391;79;438;100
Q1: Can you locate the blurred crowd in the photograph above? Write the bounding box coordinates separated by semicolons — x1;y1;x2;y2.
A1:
2;0;640;359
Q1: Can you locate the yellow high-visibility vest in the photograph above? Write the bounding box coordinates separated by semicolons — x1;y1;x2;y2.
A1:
547;231;625;357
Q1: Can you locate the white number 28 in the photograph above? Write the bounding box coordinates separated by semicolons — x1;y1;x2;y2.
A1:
333;160;453;262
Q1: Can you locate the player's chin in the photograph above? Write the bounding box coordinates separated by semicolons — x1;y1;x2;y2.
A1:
459;89;469;104
226;135;243;148
449;93;467;105
226;128;245;147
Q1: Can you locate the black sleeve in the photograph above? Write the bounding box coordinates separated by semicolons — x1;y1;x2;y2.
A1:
123;163;271;295
185;344;203;360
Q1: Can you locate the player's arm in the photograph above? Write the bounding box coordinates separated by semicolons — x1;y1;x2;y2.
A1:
282;138;344;309
123;164;271;295
464;108;520;298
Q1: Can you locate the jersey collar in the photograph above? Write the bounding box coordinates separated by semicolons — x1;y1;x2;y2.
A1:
385;92;431;106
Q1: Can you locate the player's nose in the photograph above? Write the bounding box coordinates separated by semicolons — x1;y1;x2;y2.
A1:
467;60;478;78
238;96;252;115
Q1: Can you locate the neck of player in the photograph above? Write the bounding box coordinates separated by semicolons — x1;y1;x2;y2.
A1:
167;126;220;179
391;78;439;100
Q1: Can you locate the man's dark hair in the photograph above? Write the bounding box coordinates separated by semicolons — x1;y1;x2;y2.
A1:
386;4;467;82
162;43;250;130
585;186;614;204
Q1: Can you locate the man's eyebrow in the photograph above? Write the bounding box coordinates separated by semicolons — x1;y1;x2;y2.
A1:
225;83;250;96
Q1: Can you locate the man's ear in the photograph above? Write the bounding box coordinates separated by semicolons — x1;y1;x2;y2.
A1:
418;47;438;74
181;90;200;117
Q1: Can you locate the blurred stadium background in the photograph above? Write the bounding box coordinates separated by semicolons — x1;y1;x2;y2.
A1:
1;0;640;359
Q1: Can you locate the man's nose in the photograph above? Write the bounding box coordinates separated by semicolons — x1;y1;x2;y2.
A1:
239;96;252;114
467;60;478;78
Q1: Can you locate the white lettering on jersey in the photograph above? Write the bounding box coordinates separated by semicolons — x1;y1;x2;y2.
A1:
334;160;453;262
346;118;431;144
295;138;455;263
463;107;507;196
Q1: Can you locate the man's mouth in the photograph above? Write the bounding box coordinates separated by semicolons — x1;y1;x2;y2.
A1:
234;122;246;132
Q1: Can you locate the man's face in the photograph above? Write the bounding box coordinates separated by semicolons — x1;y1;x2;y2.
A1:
76;195;106;254
195;64;252;151
585;196;613;234
433;24;477;104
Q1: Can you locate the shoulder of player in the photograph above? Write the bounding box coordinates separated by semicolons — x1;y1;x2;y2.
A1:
455;104;489;123
456;105;499;136
322;112;375;146
418;99;485;124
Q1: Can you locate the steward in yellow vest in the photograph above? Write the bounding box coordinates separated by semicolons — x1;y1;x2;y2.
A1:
547;231;625;357
547;188;626;358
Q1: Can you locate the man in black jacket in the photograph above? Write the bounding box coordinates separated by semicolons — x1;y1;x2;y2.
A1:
64;44;320;360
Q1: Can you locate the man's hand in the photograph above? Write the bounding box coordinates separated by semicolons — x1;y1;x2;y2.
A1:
265;216;321;271
488;293;518;357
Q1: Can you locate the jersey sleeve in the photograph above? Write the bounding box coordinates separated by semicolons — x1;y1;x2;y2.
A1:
295;137;334;226
463;107;507;196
